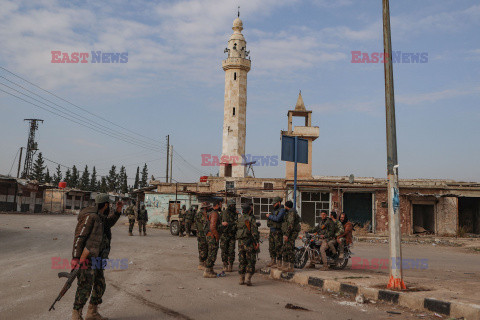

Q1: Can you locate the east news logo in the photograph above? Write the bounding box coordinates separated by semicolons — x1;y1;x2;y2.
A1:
51;51;128;63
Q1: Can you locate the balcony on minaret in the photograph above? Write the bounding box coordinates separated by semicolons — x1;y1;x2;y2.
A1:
281;91;319;180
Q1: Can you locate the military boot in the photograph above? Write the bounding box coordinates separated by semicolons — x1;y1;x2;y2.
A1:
245;273;253;286
197;261;206;270
143;232;147;236
283;262;294;273
239;274;245;285
203;268;216;278
228;262;233;272
274;258;282;268
71;308;83;320
267;259;275;267
223;262;228;272
85;303;108;320
277;260;285;270
128;232;133;236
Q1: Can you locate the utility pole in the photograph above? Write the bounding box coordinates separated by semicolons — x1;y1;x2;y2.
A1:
22;119;43;179
166;135;170;183
383;0;405;290
169;145;173;183
16;147;24;178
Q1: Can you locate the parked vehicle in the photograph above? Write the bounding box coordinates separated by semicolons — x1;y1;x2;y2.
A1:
294;233;353;270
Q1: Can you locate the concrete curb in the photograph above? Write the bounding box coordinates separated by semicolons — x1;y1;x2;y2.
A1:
260;268;480;320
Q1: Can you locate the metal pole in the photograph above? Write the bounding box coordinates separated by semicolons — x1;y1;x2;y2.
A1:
169;145;173;183
383;0;405;290
293;136;298;210
16;147;24;178
166;135;170;183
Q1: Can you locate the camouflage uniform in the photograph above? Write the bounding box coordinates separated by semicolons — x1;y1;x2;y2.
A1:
194;208;208;265
328;219;344;253
126;205;136;235
178;206;186;236
310;218;335;267
220;204;237;268
236;203;259;286
205;209;220;269
72;202;121;311
185;207;195;236
267;201;286;264
137;207;148;235
281;208;301;267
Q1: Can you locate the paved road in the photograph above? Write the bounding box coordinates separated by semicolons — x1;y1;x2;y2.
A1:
0;214;447;320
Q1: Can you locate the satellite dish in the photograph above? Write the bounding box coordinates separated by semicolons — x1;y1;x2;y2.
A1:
349;174;355;184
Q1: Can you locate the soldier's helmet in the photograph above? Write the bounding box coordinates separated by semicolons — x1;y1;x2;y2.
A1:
271;196;282;204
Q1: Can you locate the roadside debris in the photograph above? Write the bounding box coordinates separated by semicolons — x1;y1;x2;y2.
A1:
387;311;401;315
285;303;309;311
355;294;365;304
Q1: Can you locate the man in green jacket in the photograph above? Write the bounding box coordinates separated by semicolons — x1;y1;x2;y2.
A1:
220;199;237;272
280;201;301;273
236;202;260;286
194;202;210;270
137;205;148;236
309;211;335;270
71;194;123;320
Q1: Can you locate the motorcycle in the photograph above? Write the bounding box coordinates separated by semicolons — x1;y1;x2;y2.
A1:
294;233;353;270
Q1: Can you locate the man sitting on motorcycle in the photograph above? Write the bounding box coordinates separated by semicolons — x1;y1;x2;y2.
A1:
337;213;353;259
329;211;344;257
308;211;335;270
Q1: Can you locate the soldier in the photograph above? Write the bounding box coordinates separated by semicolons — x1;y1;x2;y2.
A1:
126;202;136;236
71;194;123;320
265;196;286;268
178;205;187;237
137;205;148;236
236;202;260;286
280;201;301;272
329;211;344;256
308;211;335;270
220;199;237;272
185;205;196;237
204;200;222;278
194;202;210;270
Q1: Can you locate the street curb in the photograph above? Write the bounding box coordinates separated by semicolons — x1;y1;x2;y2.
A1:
260;268;480;320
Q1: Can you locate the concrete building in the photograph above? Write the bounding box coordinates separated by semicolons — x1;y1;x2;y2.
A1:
281;92;319;180
0;175;49;213
43;188;93;214
219;16;251;178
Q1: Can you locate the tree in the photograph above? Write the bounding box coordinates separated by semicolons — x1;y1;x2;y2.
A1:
71;165;80;188
64;168;72;187
44;168;52;184
99;176;108;193
79;165;90;190
134;166;140;190
53;165;62;185
107;165;117;192
31;152;45;182
90;167;98;191
119;166;128;194
140;163;148;188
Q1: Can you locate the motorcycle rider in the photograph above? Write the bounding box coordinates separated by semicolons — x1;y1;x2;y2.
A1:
308;211;334;270
329;211;344;257
337;212;353;259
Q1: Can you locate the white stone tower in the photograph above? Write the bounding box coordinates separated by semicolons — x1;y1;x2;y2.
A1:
219;15;251;178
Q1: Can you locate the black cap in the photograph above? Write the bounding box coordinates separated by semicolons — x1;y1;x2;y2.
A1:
285;200;293;209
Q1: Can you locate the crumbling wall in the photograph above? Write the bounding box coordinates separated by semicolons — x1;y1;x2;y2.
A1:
437;197;458;236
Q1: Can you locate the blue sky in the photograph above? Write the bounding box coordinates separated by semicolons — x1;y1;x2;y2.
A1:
0;0;479;183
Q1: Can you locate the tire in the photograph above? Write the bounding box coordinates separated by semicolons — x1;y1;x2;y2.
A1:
333;257;349;270
170;221;179;236
294;247;308;269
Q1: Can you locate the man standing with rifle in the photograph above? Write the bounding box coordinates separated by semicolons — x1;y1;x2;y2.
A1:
69;193;123;320
236;202;260;286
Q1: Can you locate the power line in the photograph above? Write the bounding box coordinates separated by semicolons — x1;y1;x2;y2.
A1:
0;66;163;146
0;76;165;150
0;82;164;152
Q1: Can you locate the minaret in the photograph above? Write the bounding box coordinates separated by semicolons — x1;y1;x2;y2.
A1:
219;15;251;178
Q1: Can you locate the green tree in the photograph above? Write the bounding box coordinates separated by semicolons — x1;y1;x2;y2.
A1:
64;168;72;187
71;165;79;188
107;165;117;192
134;166;140;190
79;165;90;190
90;167;98;191
118;166;128;194
31;152;45;182
140;163;148;188
99;176;108;193
44;168;52;183
53;165;62;185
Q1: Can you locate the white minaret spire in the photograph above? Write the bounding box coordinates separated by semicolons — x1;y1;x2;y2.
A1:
219;15;251;178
